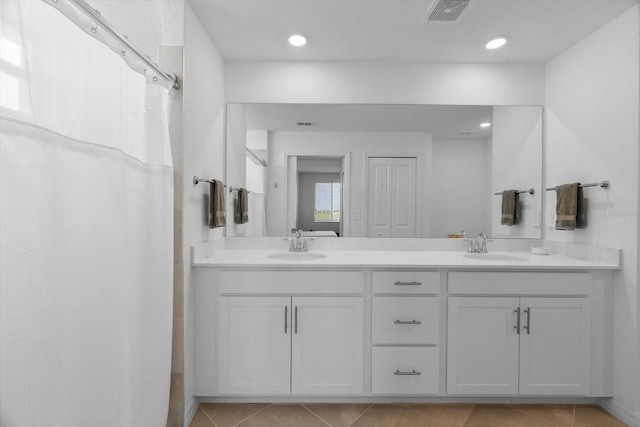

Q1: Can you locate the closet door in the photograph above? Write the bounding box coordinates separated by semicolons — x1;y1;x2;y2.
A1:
367;158;393;237
367;157;417;237
390;157;416;237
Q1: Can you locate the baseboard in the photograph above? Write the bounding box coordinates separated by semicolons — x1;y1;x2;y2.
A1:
185;396;199;427
599;398;640;427
199;395;600;405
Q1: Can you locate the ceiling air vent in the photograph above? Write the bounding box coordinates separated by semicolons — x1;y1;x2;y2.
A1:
458;131;476;136
424;0;471;22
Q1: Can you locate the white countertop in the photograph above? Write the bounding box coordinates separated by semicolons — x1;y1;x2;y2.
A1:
193;249;620;270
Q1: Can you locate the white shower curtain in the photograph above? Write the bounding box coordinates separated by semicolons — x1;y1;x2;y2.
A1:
0;1;173;426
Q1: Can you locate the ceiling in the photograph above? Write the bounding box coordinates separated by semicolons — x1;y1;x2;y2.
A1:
188;0;638;63
243;104;494;139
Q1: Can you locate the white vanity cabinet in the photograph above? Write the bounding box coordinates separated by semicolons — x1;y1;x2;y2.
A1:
194;262;613;401
216;271;364;396
447;272;593;396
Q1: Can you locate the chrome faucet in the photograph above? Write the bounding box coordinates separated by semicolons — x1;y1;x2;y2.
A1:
476;232;489;253
464;232;491;253
287;229;312;252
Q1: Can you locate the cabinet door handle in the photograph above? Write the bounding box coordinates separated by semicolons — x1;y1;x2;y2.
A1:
524;307;531;334
514;307;520;334
394;281;422;286
394;369;421;376
284;306;288;334
394;320;422;325
294;305;298;334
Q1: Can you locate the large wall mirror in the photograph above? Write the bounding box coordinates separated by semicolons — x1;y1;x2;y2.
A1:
225;103;542;239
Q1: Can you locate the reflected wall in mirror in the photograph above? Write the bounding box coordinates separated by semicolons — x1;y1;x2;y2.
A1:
225;104;542;239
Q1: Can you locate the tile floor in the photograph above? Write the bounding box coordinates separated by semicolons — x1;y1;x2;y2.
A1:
188;403;627;427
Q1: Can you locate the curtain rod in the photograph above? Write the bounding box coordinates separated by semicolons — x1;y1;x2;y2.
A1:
246;148;267;167
66;0;180;90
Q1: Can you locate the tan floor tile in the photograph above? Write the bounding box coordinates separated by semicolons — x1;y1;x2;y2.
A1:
304;403;373;427
351;404;442;427
506;404;574;427
574;405;628;427
411;403;475;427
201;403;271;427
189;408;216;427
463;404;552;427
236;404;329;427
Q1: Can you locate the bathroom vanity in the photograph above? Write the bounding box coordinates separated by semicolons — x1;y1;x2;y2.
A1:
192;248;617;402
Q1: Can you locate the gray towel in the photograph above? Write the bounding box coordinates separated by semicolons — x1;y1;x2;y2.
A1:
576;186;587;229
209;180;226;228
555;183;585;230
234;188;249;224
501;190;520;226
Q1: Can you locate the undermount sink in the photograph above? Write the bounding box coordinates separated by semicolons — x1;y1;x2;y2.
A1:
463;253;529;262
267;252;327;261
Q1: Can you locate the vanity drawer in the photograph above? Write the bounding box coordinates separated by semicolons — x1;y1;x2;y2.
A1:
372;347;439;395
219;270;364;294
372;271;440;294
448;272;591;296
372;297;439;344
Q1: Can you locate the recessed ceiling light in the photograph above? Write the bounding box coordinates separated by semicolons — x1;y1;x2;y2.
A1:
480;122;492;128
485;37;507;50
288;34;307;47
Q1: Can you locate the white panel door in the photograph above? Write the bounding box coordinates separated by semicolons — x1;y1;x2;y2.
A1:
447;297;520;395
218;296;291;395
367;157;416;237
367;158;392;237
519;298;591;395
291;297;364;394
390;157;416;237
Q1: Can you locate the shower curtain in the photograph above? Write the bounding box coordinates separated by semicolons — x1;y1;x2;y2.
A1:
0;1;173;425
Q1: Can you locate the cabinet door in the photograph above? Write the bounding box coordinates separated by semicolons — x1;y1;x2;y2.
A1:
447;297;520;395
218;296;291;395
519;298;591;395
291;297;364;394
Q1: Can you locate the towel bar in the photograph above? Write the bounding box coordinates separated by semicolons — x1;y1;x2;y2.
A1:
494;188;535;196
545;180;610;191
193;177;252;193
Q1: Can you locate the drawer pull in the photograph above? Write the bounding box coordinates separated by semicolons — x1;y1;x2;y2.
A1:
394;369;421;376
394;281;422;286
394;319;422;325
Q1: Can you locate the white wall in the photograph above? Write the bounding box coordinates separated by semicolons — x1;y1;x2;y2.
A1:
225;62;545;106
492;106;543;239
183;1;225;421
267;131;432;237
431;139;491;238
545;5;639;421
